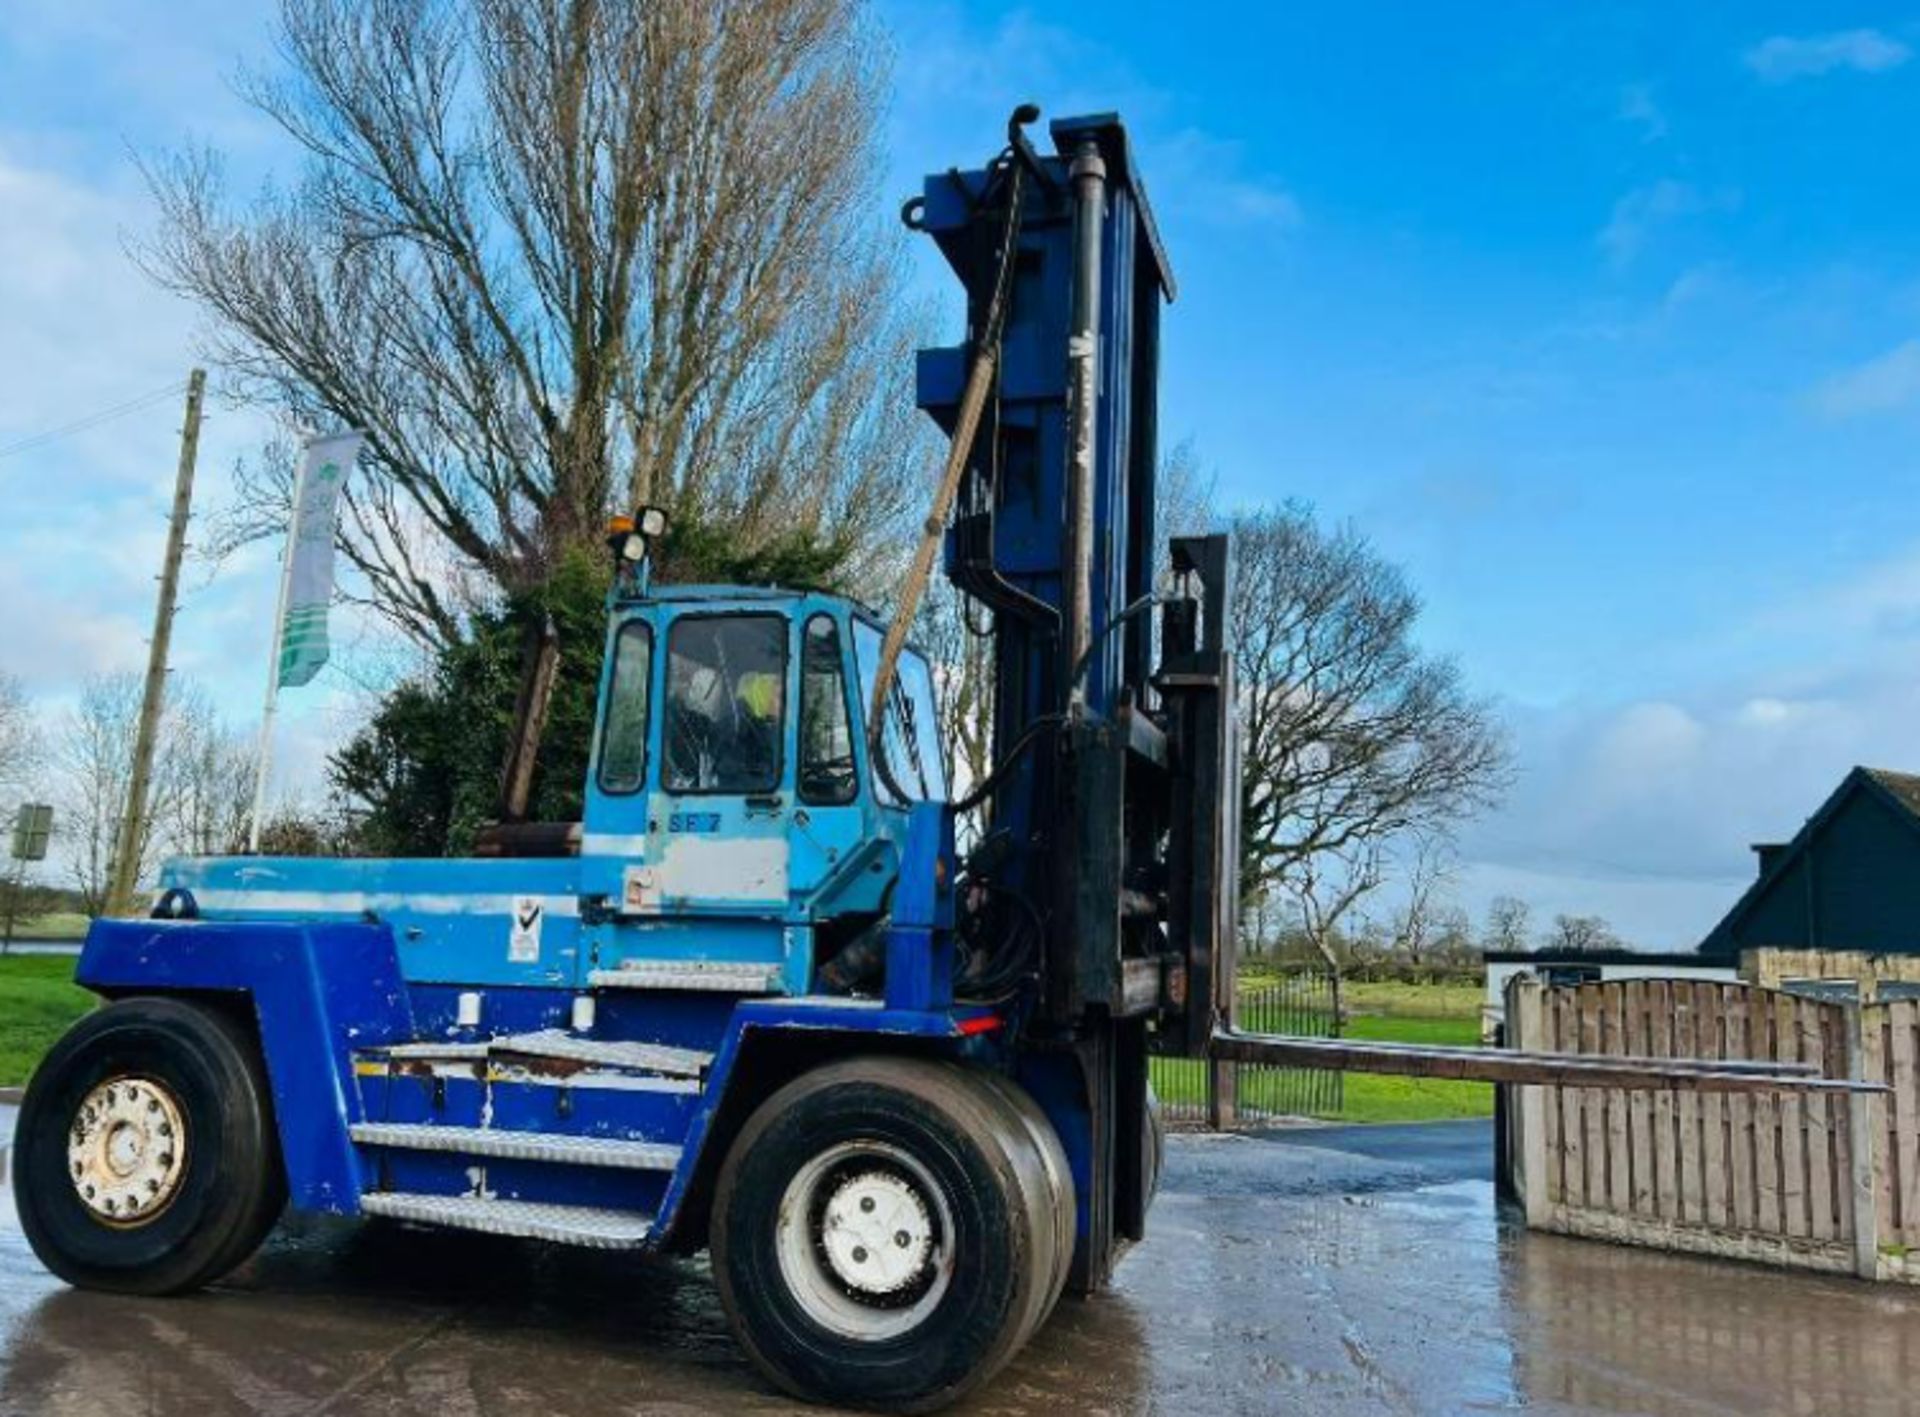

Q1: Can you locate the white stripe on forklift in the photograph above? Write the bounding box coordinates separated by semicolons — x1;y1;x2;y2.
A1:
189;890;581;918
356;1057;699;1094
580;834;650;855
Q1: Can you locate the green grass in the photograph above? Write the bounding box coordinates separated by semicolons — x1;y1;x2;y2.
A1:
1152;978;1495;1126
1341;979;1485;1022
0;956;94;1087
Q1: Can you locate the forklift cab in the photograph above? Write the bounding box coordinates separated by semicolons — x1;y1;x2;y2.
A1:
577;581;945;993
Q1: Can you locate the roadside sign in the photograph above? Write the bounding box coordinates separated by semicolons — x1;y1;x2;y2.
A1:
11;804;53;862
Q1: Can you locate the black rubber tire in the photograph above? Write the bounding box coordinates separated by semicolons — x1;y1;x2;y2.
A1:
711;1058;1056;1413
12;996;286;1296
973;1071;1075;1336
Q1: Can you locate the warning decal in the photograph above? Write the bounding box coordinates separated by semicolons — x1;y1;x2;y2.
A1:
509;896;544;963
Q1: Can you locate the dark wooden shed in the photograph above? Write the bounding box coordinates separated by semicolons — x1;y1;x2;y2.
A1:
1698;766;1920;961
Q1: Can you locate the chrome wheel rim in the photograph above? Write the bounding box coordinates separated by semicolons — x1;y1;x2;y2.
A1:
774;1140;953;1341
67;1077;188;1226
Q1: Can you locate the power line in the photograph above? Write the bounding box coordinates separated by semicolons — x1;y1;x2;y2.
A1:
0;381;192;463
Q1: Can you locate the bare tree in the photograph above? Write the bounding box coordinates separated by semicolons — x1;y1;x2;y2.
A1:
58;676;182;914
1546;913;1624;955
0;673;46;947
1481;894;1532;954
1230;502;1509;916
1290;841;1382;1023
170;689;259;857
1383;837;1455;971
1155;438;1217;571
140;0;924;647
919;579;994;811
0;671;41;807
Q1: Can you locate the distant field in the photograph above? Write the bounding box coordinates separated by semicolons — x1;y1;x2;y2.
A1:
1153;976;1495;1125
0;956;93;1088
1320;979;1494;1123
8;912;89;942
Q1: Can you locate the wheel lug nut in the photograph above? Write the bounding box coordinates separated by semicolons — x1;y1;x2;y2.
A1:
852;1246;868;1264
860;1197;875;1213
896;1231;911;1247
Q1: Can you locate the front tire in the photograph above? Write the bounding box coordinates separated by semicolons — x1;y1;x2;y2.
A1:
13;996;286;1296
711;1058;1068;1413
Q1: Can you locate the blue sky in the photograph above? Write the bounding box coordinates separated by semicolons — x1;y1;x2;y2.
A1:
6;3;1920;945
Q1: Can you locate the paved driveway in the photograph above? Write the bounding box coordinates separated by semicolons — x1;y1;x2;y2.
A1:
2;1114;1916;1415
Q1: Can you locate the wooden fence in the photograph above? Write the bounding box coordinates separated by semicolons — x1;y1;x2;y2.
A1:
1506;976;1920;1281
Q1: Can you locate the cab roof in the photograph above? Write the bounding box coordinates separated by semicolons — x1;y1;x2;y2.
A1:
616;582;888;621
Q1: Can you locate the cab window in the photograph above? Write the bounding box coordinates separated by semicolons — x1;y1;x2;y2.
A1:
664;614;787;794
799;615;857;805
851;619;948;805
597;620;652;794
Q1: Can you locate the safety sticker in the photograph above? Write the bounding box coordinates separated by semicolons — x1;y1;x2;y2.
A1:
509;896;544;962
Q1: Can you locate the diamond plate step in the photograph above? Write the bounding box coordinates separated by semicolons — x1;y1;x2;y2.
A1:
490;1029;711;1077
588;959;783;993
359;1192;652;1248
350;1123;682;1172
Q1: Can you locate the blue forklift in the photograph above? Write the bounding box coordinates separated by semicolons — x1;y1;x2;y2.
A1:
12;108;1239;1412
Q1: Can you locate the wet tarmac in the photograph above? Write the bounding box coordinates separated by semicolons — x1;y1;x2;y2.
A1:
3;1117;1917;1415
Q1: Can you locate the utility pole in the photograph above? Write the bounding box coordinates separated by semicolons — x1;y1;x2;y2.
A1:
106;369;205;918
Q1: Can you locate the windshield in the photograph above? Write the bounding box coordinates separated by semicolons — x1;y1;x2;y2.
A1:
663;614;787;794
852;619;948;805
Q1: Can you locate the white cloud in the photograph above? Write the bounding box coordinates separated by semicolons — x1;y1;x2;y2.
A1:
1212;176;1304;230
1744;29;1911;82
1150;128;1303;234
882;5;1300;251
1455;539;1920;947
1596;180;1735;268
1618;83;1667;142
1810;339;1920;417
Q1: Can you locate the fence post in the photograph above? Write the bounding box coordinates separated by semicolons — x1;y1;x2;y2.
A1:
1510;976;1551;1228
1845;1001;1881;1280
1209;987;1239;1130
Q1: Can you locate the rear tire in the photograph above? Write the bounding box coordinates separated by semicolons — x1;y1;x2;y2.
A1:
711;1058;1061;1413
12;996;286;1296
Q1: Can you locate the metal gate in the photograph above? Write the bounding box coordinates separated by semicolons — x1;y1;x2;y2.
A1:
1154;971;1342;1127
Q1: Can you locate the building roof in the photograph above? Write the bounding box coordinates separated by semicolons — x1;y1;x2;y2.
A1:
1865;767;1920;819
1697;765;1920;960
1483;949;1719;967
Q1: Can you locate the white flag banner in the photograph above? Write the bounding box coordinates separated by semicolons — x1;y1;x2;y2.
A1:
277;431;363;688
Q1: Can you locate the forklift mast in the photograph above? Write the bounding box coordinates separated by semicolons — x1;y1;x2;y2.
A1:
912;111;1236;1048
911;111;1239;1285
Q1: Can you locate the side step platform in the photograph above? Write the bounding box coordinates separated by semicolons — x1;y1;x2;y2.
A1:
371;1028;712;1080
350;1123;682;1172
359;1193;653;1249
587;959;782;993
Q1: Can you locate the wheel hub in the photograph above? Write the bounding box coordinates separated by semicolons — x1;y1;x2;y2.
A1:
820;1170;933;1296
774;1140;955;1342
67;1078;187;1225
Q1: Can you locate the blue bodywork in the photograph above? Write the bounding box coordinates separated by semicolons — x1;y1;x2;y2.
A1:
75;582;1067;1250
69;112;1177;1276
